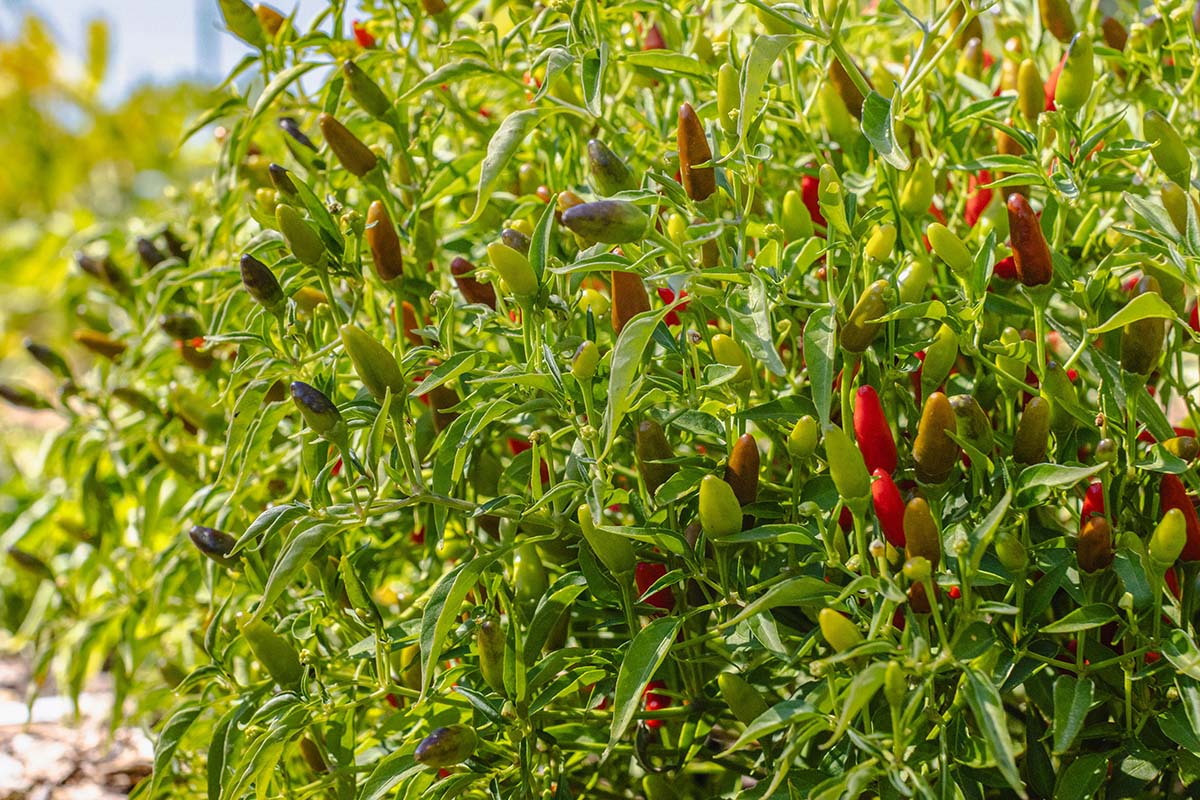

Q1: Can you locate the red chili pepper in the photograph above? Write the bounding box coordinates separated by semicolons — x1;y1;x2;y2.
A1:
656;287;689;326
643;680;670;728
352;20;376;48
642;24;665;50
1160;474;1200;561
910;350;926;402
635;562;673;609
948;585;962;600
412;527;426;546
1081;481;1105;526
871;468;906;548
838;506;853;532
1043;53;1066;111
1190;302;1199;332
964;171;993;227
801;171;826;228
854;386;897;474
332;457;343;477
1166;566;1181;599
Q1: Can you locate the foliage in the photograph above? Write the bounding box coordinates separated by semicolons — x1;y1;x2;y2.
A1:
5;0;1200;797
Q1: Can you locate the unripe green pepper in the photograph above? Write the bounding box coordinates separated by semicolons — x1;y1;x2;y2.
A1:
636;420;679;496
1150;508;1187;566
236;612;303;689
1161;181;1193;235
643;775;681;800
1017;59;1043;125
339;325;404;402
23;339;71;380
577;505;635;577
571;340;600;381
818;608;862;652
781;190;814;240
902;555;931;583
818;163;851;234
827;57;866;119
415;725;477;768
717;63;740;135
290;381;346;443
339;555;382;626
219;0;268;48
1120;275;1165;375
995;531;1028;572
824;424;870;503
476;617;506;695
1144;110;1192;187
1039;0;1076;42
699;475;742;538
903;497;941;569
912;392;958;484
920;324;958;400
318;113;377;177
884;662;906;708
513;544;549;606
276;204;326;268
711;334;751;384
817;81;858;146
927;223;972;276
899;158;935;216
587;139;636;195
188;525;240;567
561;200;649;244
1041;361;1077;434
342;60;391;119
788;415;819;462
1054;33;1093;113
1012;397;1051;464
840;280;890;353
865;223;897;262
240;254;286;315
1095;437;1118;463
366;200;403;282
718;672;769;725
487;242;539;299
950;394;995;455
897;257;933;304
1078;516;1113;573
678;102;716;201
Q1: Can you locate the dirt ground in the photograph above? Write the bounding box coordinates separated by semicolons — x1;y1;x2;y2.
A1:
0;658;151;800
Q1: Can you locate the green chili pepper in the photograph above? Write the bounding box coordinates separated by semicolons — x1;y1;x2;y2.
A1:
561;200;649;244
840;279;890;353
827;57;865;119
1144;110;1192;187
818;163;851;235
636;420;679;496
476;617;506;695
1161;181;1193;235
927;223;972;277
816;81;857;145
788;415;819;462
1149;508;1187;567
237;612;303;689
318;113;377;177
572;340;600;382
899;158;935;217
188;525;240;567
339;555;382;626
587;139;636;196
1012;396;1051;464
1120;275;1165;375
699;475;742;538
342;60;391;119
298;738;328;774
897;257;933;304
339;324;404;402
718;672;769;725
73;329;126;361
577;505;635;577
781;190;814;241
912;392;958;484
711;334;751;384
995;531;1028;572
415;725;478;768
884;662;906;708
487;242;539;299
276;204;326;268
950;394;995;455
865;223;896;262
824;424;870;503
513;544;549;606
717;63;740;135
1054;33;1093;113
1017;59;1043;125
920;323;958;400
818;608;862;652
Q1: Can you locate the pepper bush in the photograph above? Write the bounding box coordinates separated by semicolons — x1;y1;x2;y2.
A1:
7;0;1200;797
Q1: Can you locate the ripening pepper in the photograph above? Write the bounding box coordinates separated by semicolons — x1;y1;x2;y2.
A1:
1120;275;1165;375
950;394;995;455
1081;481;1105;525
678;102;716;201
903;497;941;569
1144;110;1192;187
476;617;506;694
188;525;239;567
254;3;285;37
290;381;346;443
1160;474;1200;561
711;334;751;384
487;242;539;299
958;36;984;79
1017;59;1044;125
342;61;391;119
1006;194;1053;287
818;608;863;652
339;325;404;402
699;475;742;538
159;313;203;341
612;271;651;333
927;223;972;277
825;424;871;503
840;280;890;353
1054;34;1093;112
277;204;326;268
725;433;760;508
76;251;130;295
1077;516;1113;573
236;612;303;688
279;116;317;151
913;392;958;484
450;257;496;309
587;139;637;195
318;113;377;177
920;324;958;400
781;190;814;241
717;64;739;135
899;158;936;217
268;163;297;196
637;420;679;496
219;0;267;48
577;505;635;577
73;329;126;361
1013;396;1051;464
240;254;286;315
789;416;819;462
562;200;649;244
827;57;865;119
1163;436;1199;461
718;672;769;725
1039;0;1076;42
415;725;477;768
1161;182;1194;236
572;341;600;381
1150;509;1187;567
871;469;906;548
364;200;403;282
23;339;70;379
854;386;897;475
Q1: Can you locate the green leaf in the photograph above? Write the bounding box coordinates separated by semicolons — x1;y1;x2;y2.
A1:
400;59;492;101
623;51;708;78
528;190;557;284
601;302;678;457
149;702;202;795
255;522;341;615
1055;754;1109;800
1041;604;1117;634
727;274;786;376
524;573;587;666
250;62;319;123
964;489;1011;576
1052;675;1094;754
1088;290;1179;334
962;665;1025;797
860;90;910;170
1014;462;1107;507
719;697;822;755
825;661;887;748
1162;630;1200;681
468;108;567;223
359;751;426;800
605;616;682;756
739;35;795;147
803;306;836;427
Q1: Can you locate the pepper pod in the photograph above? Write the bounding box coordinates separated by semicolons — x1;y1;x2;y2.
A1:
853;386;897;475
840;280;890;353
577;505;636;577
487;242;538;300
76;251;130;295
611;271;650;333
318;113;378;177
724;433;760;526
995;531;1028;573
449;257;496;309
561;200;649;244
1077;516;1113;573
339;325;404;402
899;158;935;217
827;57;866;119
500;227;530;254
277;204;326;268
415;725;478;768
950;395;995;456
1017;59;1044;125
236;612;303;689
912;392;958;484
788;415;819;463
290;381;347;444
571;341;599;381
1149;509;1187;567
188;525;240;567
920;324;958;399
717;64;740;135
824;424;871;504
0;385;47;410
240;254;286;315
342;60;392;119
926;224;972;277
476;617;506;695
678;102;716;201
1039;0;1076;42
718;672;769;726
711;334;751;384
1006;194;1053;286
73;329;126;361
636;420;679;496
1119;275;1165;376
871;469;906;548
699;475;742;538
1054;33;1094;113
1012;396;1051;464
1144;110;1192;187
587;139;637;195
23;339;71;380
818;608;863;652
1160;474;1200;561
366;200;403;282
903;497;941;569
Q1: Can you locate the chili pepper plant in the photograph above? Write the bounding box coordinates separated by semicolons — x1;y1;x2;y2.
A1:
6;0;1200;797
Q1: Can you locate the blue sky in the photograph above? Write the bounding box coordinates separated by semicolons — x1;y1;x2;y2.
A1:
2;0;328;101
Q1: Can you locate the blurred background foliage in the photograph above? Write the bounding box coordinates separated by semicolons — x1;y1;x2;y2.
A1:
0;12;213;636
